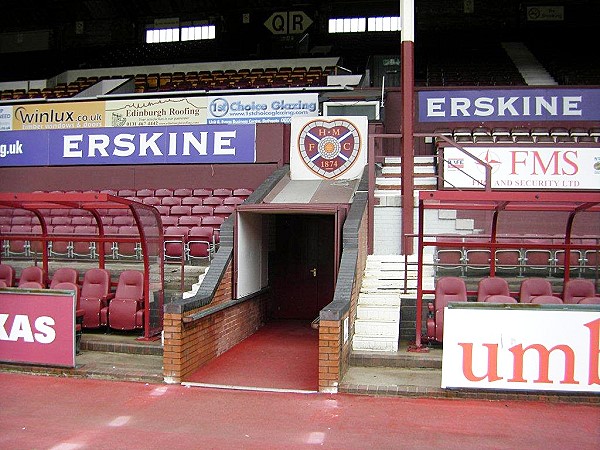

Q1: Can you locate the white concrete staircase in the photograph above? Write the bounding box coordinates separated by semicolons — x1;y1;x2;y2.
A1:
353;254;435;352
375;156;437;207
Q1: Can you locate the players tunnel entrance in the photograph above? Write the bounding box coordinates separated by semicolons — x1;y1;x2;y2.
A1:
235;207;345;323
182;206;346;391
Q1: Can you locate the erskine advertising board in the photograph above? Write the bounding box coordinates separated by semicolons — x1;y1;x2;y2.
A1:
418;88;600;122
0;124;256;166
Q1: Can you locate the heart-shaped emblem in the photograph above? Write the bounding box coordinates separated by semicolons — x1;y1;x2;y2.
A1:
297;119;361;179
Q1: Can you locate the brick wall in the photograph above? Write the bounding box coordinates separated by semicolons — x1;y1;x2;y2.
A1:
163;260;270;383
318;178;368;392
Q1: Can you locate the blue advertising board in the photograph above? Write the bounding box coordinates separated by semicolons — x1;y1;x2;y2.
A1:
418;88;600;122
0;124;256;167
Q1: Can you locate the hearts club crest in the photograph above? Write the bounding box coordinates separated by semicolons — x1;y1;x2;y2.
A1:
298;119;361;179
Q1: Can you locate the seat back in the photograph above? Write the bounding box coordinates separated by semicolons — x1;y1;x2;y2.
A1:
0;264;15;287
432;276;467;342
519;278;553;303
50;267;79;289
563;279;596;304
477;276;509;302
81;268;111;299
115;270;144;300
19;266;45;287
52;281;81;308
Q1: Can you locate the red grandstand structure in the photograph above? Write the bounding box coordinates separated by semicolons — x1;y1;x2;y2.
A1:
0;0;598;397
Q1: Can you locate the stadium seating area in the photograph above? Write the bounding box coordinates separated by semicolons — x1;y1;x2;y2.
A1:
0;262;145;333
426;276;600;343
417;40;525;87
0;187;253;263
434;235;599;278
0;65;335;100
434;126;600;144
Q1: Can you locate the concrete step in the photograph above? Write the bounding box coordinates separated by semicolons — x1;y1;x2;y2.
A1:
382;166;436;175
357;293;401;307
384;156;435;165
355;319;399;337
352;335;399;352
357;304;401;320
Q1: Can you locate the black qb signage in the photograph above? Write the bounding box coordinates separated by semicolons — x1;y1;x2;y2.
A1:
291;117;368;180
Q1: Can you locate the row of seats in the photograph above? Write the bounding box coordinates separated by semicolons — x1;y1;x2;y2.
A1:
418;40;525;87
135;66;333;93
0;187;252;262
426;277;600;343
435;126;600;144
0;203;236;225
434;236;599;277
0;64;335;100
0;222;221;261
0;264;144;332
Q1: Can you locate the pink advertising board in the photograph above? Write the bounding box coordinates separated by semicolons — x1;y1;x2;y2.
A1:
0;289;75;367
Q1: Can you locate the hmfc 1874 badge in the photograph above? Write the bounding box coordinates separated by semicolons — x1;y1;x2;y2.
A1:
298;119;361;179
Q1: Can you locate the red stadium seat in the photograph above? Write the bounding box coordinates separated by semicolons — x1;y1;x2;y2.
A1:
155;188;174;197
170;205;192;216
563;279;597;304
164;226;189;261
161;196;182;207
0;264;16;287
178;216;203;228
115;226;141;259
50;267;79;288
202;196;224;206
19;281;44;289
173;188;193;197
223;196;244;206
80;268;113;329
477;276;511;302
530;295;563;304
136;188;154;197
192;188;212;198
212;188;233;197
213;205;235;219
18;266;45;287
107;270;145;331
143;196;162;206
426;276;467;343
181;196;204;207
160;216;178;227
72;225;98;258
518;278;554;303
188;226;214;261
191;205;214;216
50;225;75;258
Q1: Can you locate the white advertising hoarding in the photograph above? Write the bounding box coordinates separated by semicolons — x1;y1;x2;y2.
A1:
441;306;600;392
206;93;318;124
105;97;208;127
443;146;600;190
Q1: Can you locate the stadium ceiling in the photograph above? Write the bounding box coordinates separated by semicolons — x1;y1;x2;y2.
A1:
0;0;399;30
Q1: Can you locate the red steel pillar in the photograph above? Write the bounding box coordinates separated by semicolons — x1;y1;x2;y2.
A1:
401;0;415;254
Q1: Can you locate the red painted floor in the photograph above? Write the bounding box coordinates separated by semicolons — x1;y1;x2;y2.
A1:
185;320;319;391
0;372;598;449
